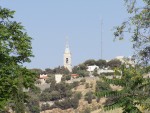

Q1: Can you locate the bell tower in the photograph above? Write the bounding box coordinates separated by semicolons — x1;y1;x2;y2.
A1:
64;38;72;72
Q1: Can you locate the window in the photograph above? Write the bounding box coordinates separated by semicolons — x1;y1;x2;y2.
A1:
66;58;68;64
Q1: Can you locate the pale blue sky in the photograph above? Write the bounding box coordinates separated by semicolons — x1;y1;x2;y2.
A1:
1;0;134;69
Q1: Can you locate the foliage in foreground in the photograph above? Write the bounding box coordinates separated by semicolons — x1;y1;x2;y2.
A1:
96;65;150;113
0;6;35;112
114;0;150;65
96;0;150;112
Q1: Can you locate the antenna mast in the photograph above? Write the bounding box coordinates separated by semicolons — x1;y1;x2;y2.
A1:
100;19;103;59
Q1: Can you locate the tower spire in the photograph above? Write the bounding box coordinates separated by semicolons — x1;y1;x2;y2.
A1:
64;36;72;72
65;36;70;53
65;36;69;49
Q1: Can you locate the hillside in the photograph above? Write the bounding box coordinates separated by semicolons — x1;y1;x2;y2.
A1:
39;77;122;113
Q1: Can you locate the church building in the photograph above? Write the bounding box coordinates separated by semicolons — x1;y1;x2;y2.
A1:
64;39;72;72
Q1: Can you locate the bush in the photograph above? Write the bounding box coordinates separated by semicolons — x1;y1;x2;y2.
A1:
54;99;71;109
85;83;89;89
45;78;51;84
77;70;89;77
27;96;40;113
84;91;93;104
54;97;79;109
83;107;91;113
29;86;41;95
80;78;86;83
95;80;111;92
35;79;41;84
65;90;73;98
96;97;100;103
61;76;66;81
70;96;79;109
51;91;61;101
43;88;51;93
41;103;50;111
74;92;82;100
72;81;79;88
55;82;73;98
40;92;51;101
66;75;71;80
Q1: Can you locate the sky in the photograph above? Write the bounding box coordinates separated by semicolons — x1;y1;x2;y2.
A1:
0;0;134;69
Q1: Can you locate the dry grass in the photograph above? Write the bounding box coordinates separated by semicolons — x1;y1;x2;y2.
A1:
41;77;124;113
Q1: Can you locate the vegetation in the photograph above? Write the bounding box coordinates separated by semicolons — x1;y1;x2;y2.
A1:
114;0;150;66
85;83;90;89
26;94;40;113
84;91;94;104
0;7;36;112
96;59;107;68
95;80;111;92
96;0;150;112
1;0;149;112
83;107;91;113
80;78;86;83
71;81;80;88
74;91;82;99
40;82;73;102
41;103;50;111
54;96;79;109
97;66;150;112
107;59;122;69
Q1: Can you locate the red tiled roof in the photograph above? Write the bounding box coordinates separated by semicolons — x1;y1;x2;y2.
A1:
39;76;48;79
71;74;79;76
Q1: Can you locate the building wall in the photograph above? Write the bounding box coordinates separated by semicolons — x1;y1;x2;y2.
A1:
55;74;63;83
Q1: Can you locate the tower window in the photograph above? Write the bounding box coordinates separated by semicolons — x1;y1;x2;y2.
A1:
66;58;68;64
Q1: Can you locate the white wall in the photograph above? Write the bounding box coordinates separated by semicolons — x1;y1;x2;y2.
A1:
55;74;63;83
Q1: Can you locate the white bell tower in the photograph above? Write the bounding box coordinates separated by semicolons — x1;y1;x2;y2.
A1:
64;38;72;72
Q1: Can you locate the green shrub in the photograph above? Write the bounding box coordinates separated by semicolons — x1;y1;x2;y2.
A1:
40;92;52;101
95;80;111;92
29;86;41;95
74;92;82;100
72;81;79;88
66;75;71;80
84;91;93;104
35;79;41;84
85;83;89;89
83;107;91;113
27;96;40;113
45;78;51;83
80;78;86;83
54;97;79;109
51;91;61;101
41;103;50;111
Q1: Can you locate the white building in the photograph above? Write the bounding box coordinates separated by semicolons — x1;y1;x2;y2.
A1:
87;65;99;76
98;69;114;74
87;65;99;72
55;74;63;83
39;74;48;84
39;74;48;79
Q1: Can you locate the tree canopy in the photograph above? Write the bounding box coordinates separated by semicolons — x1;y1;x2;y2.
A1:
96;0;150;112
114;0;150;65
0;7;35;112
